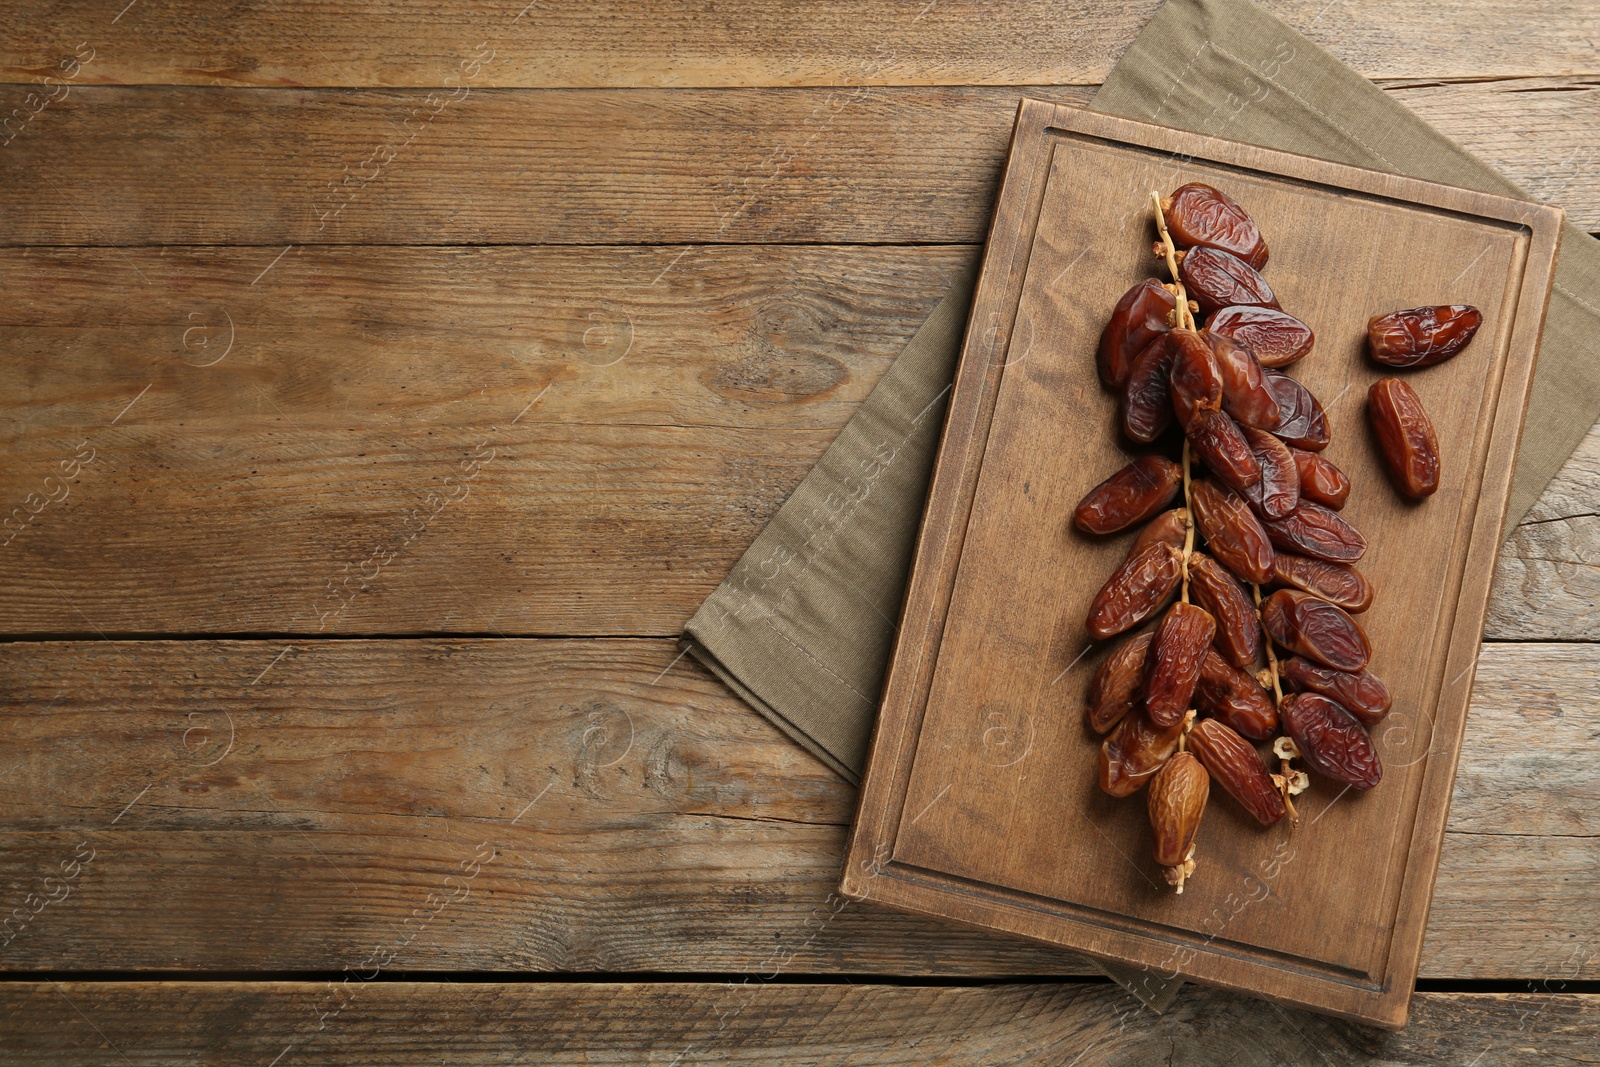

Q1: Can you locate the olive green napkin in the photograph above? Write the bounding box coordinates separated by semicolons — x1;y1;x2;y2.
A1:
684;0;1598;1009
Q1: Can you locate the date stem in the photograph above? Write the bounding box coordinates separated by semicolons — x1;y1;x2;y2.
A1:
1150;190;1194;330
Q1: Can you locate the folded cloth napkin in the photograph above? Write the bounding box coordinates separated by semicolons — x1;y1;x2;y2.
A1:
684;0;1600;1009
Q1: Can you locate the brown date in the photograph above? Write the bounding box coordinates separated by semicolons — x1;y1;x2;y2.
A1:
1261;501;1367;563
1206;305;1314;369
1196;649;1278;740
1270;552;1372;613
1203;330;1280;430
1087;542;1183;640
1189;478;1274;584
1164;183;1269;269
1283;657;1392;726
1263;371;1329;451
1188;409;1262;495
1142;602;1216;728
1131;508;1189;555
1148;751;1209;887
1368;377;1440;499
1123;334;1177;443
1074;456;1184;535
1189;552;1261;669
1099;707;1187;798
1290;447;1350;510
1282;692;1382;791
1261;589;1371;672
1367;304;1481;368
1179;246;1279;316
1085;631;1155;734
1187;717;1286;825
1168;329;1223;429
1240;424;1299;520
1098;278;1179;388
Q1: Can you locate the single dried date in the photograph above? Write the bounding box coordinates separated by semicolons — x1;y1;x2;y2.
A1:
1282;693;1383;790
1204;331;1280;430
1131;508;1189;555
1189;479;1274;584
1263;371;1330;451
1261;589;1371;671
1164;183;1269;269
1179;246;1278;316
1269;552;1373;613
1283;657;1392;726
1142;602;1216;728
1206;306;1314;369
1261;501;1366;563
1087;542;1183;640
1290;447;1350;510
1240;424;1299;520
1187;718;1286;825
1098;279;1178;388
1189;552;1261;669
1100;707;1187;797
1148;751;1209;890
1085;631;1155;734
1074;456;1184;535
1168;329;1223;430
1367;305;1481;368
1123;334;1177;443
1369;377;1440;499
1196;649;1278;740
1187;408;1262;495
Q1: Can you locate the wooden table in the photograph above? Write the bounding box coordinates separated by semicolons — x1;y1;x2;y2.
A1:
0;2;1594;1061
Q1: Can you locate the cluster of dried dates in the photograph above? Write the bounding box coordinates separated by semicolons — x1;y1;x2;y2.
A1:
1077;183;1480;893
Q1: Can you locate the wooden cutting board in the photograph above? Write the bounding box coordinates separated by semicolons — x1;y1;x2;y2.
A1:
841;99;1563;1028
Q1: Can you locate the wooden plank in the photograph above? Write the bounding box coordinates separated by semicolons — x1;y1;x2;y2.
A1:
0;82;1596;248
0;639;1593;979
1;982;1597;1065
1;1;1596;87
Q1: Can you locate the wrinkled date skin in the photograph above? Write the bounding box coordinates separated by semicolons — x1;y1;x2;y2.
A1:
1132;507;1189;555
1165;183;1269;269
1142;602;1217;728
1168;329;1223;430
1188;409;1262;495
1291;447;1350;510
1100;707;1187;797
1263;371;1330;451
1270;552;1372;613
1075;456;1184;535
1283;657;1392;726
1367;304;1481;368
1179;246;1279;316
1148;751;1210;872
1087;542;1184;640
1203;331;1280;430
1262;501;1367;563
1086;631;1155;734
1368;377;1441;499
1261;589;1371;671
1123;334;1177;443
1187;718;1287;825
1206;305;1314;369
1189;478;1274;584
1241;424;1299;520
1282;693;1383;790
1189;552;1262;668
1098;279;1179;388
1196;649;1278;740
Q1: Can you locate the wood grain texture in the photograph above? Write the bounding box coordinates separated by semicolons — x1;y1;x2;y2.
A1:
0;638;1593;979
1;982;1597;1065
2;1;1597;87
0;82;1597;248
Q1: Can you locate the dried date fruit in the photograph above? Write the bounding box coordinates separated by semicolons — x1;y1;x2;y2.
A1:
1189;552;1261;668
1074;456;1184;535
1187;409;1262;495
1179;246;1279;316
1368;377;1440;499
1087;542;1184;640
1261;501;1366;563
1367;305;1481;368
1196;649;1278;740
1187;717;1286;825
1282;693;1382;790
1164;183;1269;269
1123;334;1177;443
1085;632;1155;734
1204;330;1280;430
1290;447;1350;510
1098;278;1179;388
1240;424;1299;520
1131;508;1189;555
1263;371;1330;451
1100;707;1187;798
1282;657;1392;726
1206;305;1314;369
1261;589;1371;671
1142;602;1217;728
1269;552;1372;613
1189;479;1274;584
1148;751;1209;891
1168;329;1223;430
